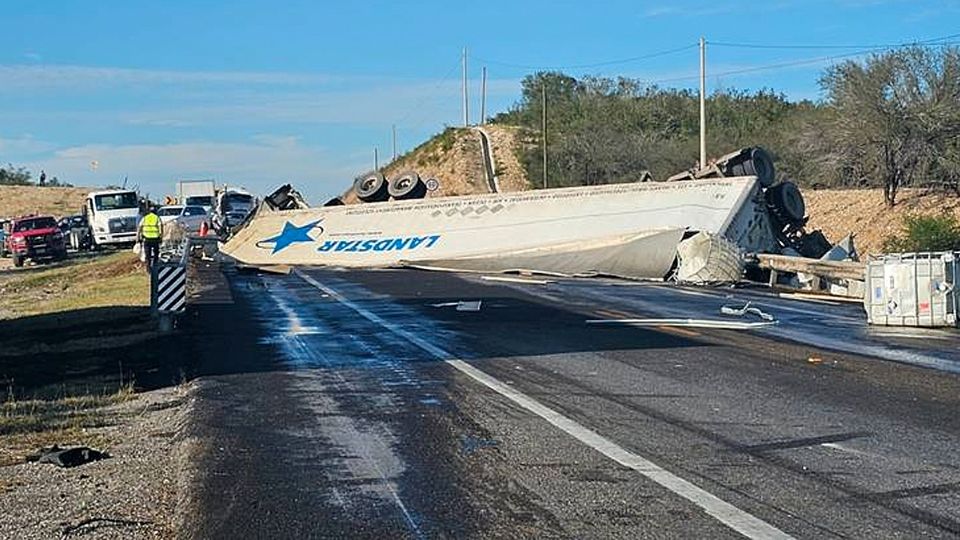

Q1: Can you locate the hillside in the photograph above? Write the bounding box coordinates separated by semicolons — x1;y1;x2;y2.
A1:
0;186;94;218
343;126;960;257
804;188;960;257
342;125;530;202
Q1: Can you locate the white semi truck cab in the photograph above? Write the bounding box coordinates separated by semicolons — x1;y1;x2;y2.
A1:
84;189;141;247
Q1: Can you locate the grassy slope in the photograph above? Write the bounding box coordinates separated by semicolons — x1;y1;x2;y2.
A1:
0;252;148;319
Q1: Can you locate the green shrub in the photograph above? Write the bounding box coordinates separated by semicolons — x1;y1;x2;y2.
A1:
882;213;960;253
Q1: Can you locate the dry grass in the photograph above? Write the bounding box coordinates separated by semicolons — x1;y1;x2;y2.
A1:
804;188;960;256
0;385;134;468
0;252;148;319
0;185;96;219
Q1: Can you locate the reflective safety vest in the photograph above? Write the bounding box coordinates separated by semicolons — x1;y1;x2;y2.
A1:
141;212;162;239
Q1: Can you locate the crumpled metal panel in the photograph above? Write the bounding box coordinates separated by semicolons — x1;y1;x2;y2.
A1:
413;229;686;279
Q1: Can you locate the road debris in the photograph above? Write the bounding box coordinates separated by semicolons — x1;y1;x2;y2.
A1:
26;445;109;468
431;300;483;311
720;301;775;322
585;318;776;330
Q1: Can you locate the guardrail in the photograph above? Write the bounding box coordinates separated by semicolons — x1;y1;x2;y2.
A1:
475;127;500;193
753;253;866;282
148;235;218;331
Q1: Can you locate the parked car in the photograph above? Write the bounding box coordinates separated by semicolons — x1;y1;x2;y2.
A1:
0;219;9;258
6;215;68;267
173;205;209;234
58;214;92;251
156;205;184;224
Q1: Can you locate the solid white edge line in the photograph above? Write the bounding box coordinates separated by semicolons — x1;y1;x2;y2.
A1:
293;269;793;540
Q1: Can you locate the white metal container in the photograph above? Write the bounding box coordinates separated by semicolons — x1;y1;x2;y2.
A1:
865;252;959;327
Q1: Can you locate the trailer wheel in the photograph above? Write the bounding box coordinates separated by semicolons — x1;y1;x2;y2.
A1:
354;173;390;203
731;147;775;187
388;171;428;200
766;181;805;224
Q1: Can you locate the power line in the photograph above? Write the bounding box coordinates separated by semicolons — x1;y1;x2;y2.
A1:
709;32;960;50
392;57;462;127
637;39;960;86
472;43;698;71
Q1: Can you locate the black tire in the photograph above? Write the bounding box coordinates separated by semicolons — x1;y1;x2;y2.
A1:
354;173;390;203
388;171;427;200
766;181;805;224
741;147;775;187
323;197;345;207
12;254;23;268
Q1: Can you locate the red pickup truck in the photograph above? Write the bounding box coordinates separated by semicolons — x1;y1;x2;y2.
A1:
4;215;68;267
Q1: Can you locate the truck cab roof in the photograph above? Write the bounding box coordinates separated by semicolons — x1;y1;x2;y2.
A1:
87;189;138;196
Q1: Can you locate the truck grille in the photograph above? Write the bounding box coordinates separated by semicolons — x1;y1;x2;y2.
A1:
108;216;138;233
28;237;46;246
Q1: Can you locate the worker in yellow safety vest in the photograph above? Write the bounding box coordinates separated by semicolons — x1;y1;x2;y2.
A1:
138;204;164;268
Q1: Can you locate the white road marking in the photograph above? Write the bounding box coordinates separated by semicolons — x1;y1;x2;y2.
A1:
821;442;874;458
480;275;554;285
586;318;777;330
294;269;794;540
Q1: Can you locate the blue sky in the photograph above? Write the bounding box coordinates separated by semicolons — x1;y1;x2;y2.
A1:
0;0;957;202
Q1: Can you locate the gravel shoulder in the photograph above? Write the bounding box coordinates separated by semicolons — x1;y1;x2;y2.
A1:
0;384;196;539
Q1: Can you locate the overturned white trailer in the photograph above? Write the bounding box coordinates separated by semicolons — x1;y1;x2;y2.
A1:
221;173;803;281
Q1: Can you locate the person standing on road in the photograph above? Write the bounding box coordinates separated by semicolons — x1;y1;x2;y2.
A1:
139;204;163;268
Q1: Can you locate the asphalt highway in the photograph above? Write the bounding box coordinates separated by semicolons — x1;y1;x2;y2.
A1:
178;265;960;539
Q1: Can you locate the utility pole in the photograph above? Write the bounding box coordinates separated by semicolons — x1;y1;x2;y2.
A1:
699;36;707;169
374;147;379;172
392;124;397;160
541;83;548;189
461;47;469;127
480;66;487;125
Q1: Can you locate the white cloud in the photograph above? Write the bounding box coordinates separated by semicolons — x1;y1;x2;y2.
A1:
0;135;58;156
114;78;520;127
20;136;368;203
0;64;345;90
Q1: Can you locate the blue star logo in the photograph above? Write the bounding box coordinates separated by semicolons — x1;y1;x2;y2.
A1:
259;219;323;254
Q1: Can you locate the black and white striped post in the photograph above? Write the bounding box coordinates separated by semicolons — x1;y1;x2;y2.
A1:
151;262;187;332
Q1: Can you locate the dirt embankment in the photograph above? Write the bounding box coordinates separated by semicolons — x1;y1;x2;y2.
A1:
342;125;532;203
803;188;960;256
0;186;95;219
